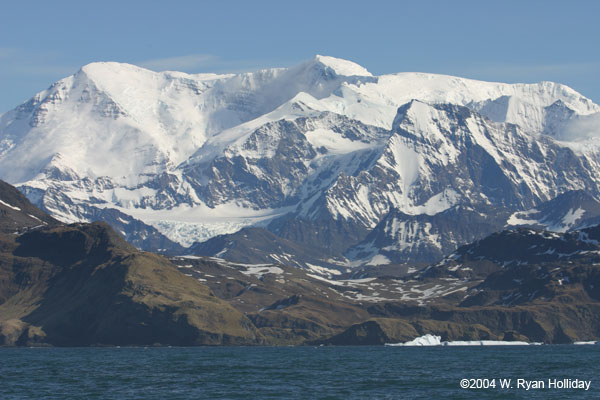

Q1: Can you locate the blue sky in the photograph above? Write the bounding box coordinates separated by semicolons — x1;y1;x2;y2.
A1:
1;0;599;112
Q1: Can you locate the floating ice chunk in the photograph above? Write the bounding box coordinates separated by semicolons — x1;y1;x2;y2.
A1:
387;334;442;346
386;334;543;346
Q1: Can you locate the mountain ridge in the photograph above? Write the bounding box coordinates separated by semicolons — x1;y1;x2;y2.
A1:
1;56;600;265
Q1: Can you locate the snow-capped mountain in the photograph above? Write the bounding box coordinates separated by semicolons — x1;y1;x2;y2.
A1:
1;55;600;266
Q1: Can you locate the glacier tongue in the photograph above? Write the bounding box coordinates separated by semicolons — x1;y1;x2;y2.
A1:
1;55;600;264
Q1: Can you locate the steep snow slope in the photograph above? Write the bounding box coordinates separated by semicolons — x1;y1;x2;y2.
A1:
1;55;599;263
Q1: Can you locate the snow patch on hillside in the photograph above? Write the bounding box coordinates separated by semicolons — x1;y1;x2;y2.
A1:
0;199;21;211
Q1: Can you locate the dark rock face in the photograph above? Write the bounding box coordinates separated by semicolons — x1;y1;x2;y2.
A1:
347;205;508;264
192;119;317;208
14;222;127;265
182;112;389;209
189;226;342;268
268;214;371;260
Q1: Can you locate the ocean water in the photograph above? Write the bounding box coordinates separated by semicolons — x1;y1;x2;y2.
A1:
1;345;598;399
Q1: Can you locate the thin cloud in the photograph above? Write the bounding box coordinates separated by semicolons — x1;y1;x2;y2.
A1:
561;112;600;141
138;54;219;72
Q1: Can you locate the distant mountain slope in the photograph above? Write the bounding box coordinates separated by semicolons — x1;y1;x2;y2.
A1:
506;190;600;232
1;56;600;265
0;179;58;233
423;224;600;280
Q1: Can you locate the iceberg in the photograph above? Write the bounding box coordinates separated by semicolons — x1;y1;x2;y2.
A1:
391;334;442;346
385;334;542;346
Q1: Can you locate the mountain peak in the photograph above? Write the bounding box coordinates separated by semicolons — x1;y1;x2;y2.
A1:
79;61;151;76
76;61;158;91
310;55;372;77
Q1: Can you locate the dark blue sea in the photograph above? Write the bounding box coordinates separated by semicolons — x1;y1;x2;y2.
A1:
1;345;598;399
